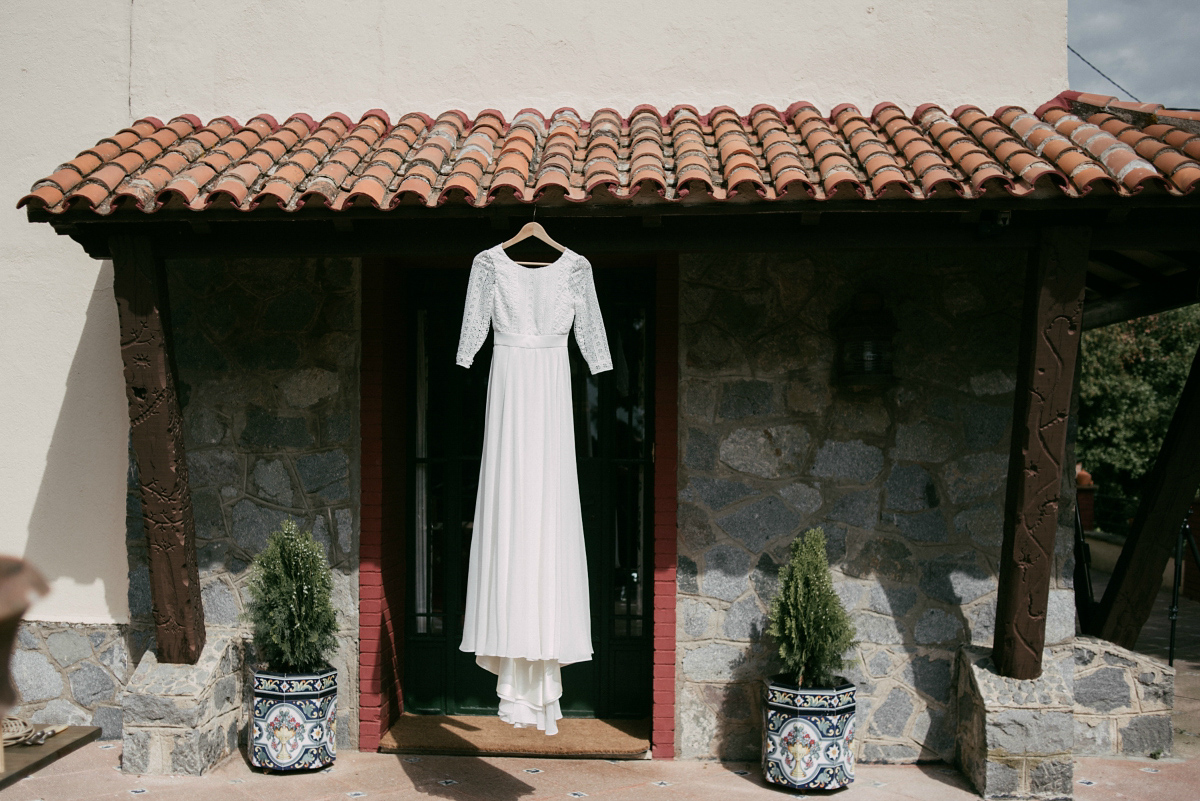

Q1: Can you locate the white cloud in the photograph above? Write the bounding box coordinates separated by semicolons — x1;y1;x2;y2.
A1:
1069;0;1200;108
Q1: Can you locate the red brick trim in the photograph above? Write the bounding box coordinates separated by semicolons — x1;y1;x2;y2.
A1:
651;255;679;759
358;258;405;750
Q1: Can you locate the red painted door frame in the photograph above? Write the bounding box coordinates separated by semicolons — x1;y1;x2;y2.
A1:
358;255;679;757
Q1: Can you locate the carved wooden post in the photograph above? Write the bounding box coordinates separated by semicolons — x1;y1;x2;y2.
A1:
110;235;206;664
1092;341;1200;647
992;227;1088;680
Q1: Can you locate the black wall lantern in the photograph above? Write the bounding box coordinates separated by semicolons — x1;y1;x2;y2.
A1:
834;292;897;390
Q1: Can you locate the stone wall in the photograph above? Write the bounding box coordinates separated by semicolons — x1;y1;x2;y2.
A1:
1074;636;1174;757
11;621;134;739
123;256;362;749
674;249;1078;761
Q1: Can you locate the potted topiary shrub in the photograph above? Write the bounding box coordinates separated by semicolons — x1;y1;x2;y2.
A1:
762;527;859;791
245;518;339;771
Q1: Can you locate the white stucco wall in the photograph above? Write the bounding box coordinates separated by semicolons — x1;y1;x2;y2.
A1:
2;0;1066;624
2;2;133;622
129;0;1066;121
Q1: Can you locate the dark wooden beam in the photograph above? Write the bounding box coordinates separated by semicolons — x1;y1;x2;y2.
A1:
1082;270;1200;330
1091;250;1163;285
110;235;206;664
992;227;1089;679
1091;341;1200;647
1083;269;1126;298
61;214;1039;261
1161;251;1200;270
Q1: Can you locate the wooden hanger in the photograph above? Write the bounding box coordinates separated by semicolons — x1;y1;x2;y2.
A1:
501;222;566;266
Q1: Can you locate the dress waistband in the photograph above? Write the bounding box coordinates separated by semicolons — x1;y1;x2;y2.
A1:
494;333;568;349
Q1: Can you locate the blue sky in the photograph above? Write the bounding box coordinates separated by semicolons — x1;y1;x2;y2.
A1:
1069;1;1200;108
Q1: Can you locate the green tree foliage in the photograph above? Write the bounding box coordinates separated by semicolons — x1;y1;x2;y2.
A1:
246;519;338;674
767;528;858;689
1078;305;1200;533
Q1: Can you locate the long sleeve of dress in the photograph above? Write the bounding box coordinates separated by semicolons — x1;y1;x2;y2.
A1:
456;253;494;368
572;259;613;375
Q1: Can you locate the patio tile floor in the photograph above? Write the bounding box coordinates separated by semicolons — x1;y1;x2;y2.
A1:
2;745;1198;801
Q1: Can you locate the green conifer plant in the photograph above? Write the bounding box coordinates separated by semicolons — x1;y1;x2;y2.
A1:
245;519;338;674
767;527;858;688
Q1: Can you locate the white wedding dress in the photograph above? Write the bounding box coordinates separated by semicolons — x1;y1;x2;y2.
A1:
456;244;612;735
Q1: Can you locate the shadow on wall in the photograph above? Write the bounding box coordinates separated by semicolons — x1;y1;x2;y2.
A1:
23;260;130;621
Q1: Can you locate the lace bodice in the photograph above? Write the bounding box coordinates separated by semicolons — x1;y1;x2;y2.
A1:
456;245;613;374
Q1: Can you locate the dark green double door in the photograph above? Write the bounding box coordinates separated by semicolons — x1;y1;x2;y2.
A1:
402;263;654;719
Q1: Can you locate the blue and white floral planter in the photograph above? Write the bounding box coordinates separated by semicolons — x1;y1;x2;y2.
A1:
762;676;856;791
250;667;337;771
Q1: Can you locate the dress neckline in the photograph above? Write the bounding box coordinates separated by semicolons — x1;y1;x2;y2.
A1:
493;243;572;270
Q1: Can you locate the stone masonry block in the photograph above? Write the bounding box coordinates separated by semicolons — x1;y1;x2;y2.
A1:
92;705;124;741
955;646;1074;799
984;760;1021;797
1029;758;1073;797
1073;716;1114;756
1118;714;1172;757
46;630;92;667
987;709;1073;754
811;439;883;484
719;425;809;479
1074;667;1132;714
12;650;63;702
122;632;243;776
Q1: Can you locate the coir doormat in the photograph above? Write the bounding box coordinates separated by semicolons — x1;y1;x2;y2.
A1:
379;715;651;758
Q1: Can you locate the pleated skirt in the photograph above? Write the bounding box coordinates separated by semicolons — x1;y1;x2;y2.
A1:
459;333;593;735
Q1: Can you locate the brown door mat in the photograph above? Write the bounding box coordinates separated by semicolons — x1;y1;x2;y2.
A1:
379;714;651;758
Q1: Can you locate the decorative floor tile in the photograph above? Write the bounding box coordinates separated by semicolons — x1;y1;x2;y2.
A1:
438;779;458;786
568;793;588;798
652;780;671;786
99;744;116;750
130;791;147;796
347;793;368;798
405;757;422;763
1078;779;1097;786
1141;767;1161;773
524;768;544;774
732;770;749;776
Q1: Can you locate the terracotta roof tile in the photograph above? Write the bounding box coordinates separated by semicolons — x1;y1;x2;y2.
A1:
21;93;1200;214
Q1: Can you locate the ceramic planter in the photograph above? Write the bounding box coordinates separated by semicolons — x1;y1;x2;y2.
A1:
250;666;337;771
762;675;855;791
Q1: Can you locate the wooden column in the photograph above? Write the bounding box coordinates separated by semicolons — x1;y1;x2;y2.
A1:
110;235;206;664
992;228;1089;680
1091;341;1200;647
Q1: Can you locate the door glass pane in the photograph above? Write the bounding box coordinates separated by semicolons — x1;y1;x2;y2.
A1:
571;360;600;458
612;463;645;635
461;334;492;459
413;461;445;635
612;311;648;459
459;459;480;633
